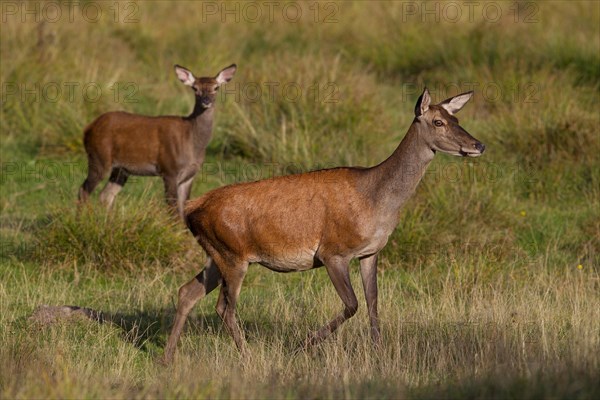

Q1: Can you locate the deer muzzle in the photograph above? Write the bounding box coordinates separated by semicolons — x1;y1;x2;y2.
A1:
460;141;486;157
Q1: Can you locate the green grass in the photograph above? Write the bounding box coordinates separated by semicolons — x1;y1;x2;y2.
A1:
1;1;599;398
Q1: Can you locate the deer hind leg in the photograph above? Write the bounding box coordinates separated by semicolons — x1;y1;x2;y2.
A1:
303;256;358;349
215;281;227;320
163;257;222;364
99;167;128;209
216;259;249;351
78;154;110;204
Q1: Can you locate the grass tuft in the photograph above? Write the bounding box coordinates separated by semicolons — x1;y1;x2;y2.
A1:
33;203;191;272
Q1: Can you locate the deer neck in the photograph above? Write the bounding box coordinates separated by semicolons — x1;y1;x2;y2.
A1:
367;120;435;214
187;103;215;146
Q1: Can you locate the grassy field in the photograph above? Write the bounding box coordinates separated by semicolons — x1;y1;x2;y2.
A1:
1;1;599;398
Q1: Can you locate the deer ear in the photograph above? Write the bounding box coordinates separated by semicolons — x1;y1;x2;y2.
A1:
215;64;237;86
414;87;431;117
439;91;473;115
175;65;195;87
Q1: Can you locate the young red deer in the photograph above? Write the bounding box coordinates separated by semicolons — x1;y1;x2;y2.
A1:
163;88;485;363
78;64;237;218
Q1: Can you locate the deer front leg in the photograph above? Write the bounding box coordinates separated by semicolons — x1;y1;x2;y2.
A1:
163;176;179;216
303;256;358;349
176;177;194;220
360;254;381;346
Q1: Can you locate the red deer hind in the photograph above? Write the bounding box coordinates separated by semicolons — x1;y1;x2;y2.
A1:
163;88;485;363
78;64;237;218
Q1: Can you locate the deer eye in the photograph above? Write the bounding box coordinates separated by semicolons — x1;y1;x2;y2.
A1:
433;120;444;127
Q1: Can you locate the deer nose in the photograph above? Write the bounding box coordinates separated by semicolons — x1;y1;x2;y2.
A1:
474;142;486;153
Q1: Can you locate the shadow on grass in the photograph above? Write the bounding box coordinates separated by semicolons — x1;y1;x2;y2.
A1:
27;304;310;355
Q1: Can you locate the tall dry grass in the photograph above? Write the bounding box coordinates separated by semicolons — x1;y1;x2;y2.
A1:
1;0;599;398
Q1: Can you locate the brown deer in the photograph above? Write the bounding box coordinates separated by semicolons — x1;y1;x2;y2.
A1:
163;88;485;363
78;64;237;218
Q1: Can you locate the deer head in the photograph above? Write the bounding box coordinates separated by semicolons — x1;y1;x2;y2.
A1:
414;88;485;157
175;64;237;109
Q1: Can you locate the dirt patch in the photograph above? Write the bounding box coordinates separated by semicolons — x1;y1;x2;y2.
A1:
29;305;104;326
